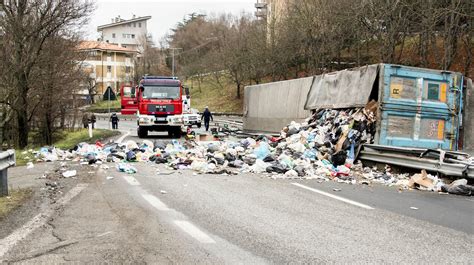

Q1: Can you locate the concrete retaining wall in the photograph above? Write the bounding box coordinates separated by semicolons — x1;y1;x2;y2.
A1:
243;77;313;133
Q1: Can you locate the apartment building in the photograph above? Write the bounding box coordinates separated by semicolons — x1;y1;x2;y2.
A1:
255;0;290;23
97;15;151;52
78;41;138;95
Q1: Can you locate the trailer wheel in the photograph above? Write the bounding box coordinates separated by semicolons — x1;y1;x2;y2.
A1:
137;127;148;138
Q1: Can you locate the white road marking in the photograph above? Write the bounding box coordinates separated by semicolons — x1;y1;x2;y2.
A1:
174;221;216;244
0;184;88;259
141;193;170;211
291;183;374;210
97;231;113;237
115;131;131;144
123;175;140;186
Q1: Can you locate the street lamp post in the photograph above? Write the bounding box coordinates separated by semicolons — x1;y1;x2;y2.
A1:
169;48;182;77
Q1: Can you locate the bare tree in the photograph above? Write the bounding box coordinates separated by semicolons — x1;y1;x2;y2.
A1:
0;0;94;148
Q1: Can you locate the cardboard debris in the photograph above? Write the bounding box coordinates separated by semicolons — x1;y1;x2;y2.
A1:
408;170;434;190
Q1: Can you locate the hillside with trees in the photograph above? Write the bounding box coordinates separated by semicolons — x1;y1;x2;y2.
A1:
167;0;473;113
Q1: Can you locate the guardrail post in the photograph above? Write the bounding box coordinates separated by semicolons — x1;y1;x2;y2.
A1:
0;149;15;197
0;168;7;196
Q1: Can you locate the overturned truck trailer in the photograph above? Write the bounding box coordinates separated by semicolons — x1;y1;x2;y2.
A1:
243;64;473;178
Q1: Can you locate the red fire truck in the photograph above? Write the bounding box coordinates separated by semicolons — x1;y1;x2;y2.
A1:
120;84;138;115
134;76;189;138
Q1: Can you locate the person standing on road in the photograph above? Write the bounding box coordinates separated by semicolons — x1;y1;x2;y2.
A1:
201;106;213;132
82;113;89;129
110;113;119;130
90;113;97;129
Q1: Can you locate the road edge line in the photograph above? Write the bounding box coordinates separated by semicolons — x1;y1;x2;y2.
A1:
291;182;374;210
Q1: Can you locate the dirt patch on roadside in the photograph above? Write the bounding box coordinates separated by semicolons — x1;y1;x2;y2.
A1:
0;161;96;239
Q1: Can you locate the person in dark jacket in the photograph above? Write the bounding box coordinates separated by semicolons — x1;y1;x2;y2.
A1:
201;106;213;132
82;113;89;128
110;113;119;129
90;113;97;129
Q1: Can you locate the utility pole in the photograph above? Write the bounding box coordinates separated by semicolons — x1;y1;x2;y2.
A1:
169;48;182;77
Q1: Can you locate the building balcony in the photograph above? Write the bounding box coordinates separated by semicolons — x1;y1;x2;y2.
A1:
255;2;267;9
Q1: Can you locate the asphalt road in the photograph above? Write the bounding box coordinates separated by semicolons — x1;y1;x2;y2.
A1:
1;127;473;263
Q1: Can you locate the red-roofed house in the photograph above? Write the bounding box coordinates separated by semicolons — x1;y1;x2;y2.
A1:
77;41;139;96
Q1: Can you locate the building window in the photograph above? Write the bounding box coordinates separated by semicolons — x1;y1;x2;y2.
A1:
133;22;136;27
128;23;131;27
138;22;141;28
112;33;116;38
107;66;112;73
131;34;135;39
125;66;131;73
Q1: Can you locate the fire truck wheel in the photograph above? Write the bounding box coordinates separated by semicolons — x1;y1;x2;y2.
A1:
137;127;148;138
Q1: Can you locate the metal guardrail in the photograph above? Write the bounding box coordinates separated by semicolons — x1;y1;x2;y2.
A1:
0;149;16;196
359;144;474;179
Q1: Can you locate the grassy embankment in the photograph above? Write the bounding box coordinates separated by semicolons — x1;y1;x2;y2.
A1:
88;97;121;112
184;75;243;114
15;129;120;166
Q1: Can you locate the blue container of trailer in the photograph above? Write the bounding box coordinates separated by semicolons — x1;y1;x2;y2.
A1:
375;64;463;150
303;63;465;151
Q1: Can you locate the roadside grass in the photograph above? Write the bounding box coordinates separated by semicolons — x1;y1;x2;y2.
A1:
184;74;243;114
14;129;120;166
88;97;121;112
0;188;33;220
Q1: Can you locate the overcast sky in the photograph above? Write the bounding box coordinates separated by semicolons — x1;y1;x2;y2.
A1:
85;0;256;43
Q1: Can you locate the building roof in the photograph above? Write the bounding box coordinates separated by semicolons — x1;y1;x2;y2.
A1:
97;15;151;31
77;41;138;53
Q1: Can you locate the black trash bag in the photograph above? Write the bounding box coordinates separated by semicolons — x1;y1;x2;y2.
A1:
331;150;346;166
266;162;288;173
263;155;275;162
441;179;474;196
342;137;351;151
112;153;125;160
256;135;270;141
86;154;97;164
126;150;137;161
294;165;305;177
154;156;168;164
106;154;114;162
287;128;299;136
224;153;237;162
269;141;279;148
214;157;226;165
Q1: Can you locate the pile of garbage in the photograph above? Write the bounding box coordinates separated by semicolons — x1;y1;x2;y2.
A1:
29;102;473;196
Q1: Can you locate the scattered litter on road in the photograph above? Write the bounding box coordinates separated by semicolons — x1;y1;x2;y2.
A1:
333;188;342;192
116;163;137;174
160;190;167;194
28;103;473;197
62;170;77;178
106;176;114;180
410;207;419;210
26;162;34;169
